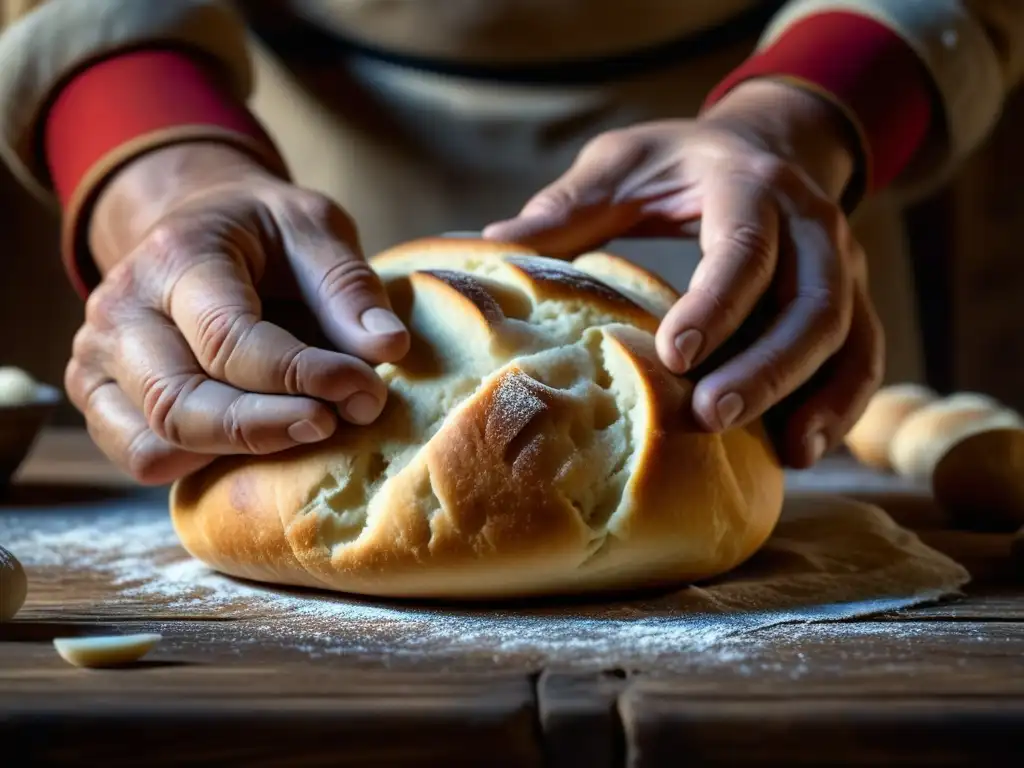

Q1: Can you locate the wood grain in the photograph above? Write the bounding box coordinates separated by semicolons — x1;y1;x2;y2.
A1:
620;696;1024;767
4;429;1024;766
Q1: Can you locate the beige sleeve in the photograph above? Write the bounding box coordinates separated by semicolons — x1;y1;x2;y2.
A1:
0;0;254;204
762;0;1024;196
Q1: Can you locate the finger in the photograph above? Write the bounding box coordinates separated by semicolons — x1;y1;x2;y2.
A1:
76;311;346;454
780;278;885;469
690;196;854;433
654;172;779;375
64;359;212;485
482;133;658;256
483;186;641;256
116;310;351;451
282;197;410;363
165;253;388;424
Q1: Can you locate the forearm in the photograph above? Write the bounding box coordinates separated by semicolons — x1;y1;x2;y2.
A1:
707;0;1024;201
0;0;270;295
702;79;858;203
87;142;280;277
44;48;287;290
704;3;935;209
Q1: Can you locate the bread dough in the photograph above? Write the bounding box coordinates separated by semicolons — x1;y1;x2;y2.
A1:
53;633;162;668
170;239;785;600
0;544;27;621
0;367;38;407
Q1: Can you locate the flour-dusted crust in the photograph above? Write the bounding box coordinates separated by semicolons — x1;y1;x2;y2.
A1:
169;239;784;599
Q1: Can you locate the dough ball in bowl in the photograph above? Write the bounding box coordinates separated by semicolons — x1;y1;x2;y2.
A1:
0;367;40;406
0;366;61;488
170;239;785;600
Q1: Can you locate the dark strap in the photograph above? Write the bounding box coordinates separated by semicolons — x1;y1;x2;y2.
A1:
251;2;787;86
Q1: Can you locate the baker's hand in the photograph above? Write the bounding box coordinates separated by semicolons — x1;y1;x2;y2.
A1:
66;143;409;485
484;80;884;469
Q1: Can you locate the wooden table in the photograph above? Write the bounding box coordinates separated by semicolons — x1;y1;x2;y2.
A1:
2;429;1022;767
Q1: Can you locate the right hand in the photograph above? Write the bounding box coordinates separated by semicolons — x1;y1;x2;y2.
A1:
66;143;410;485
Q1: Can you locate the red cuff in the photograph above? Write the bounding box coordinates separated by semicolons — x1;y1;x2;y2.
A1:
44;49;286;298
704;10;934;198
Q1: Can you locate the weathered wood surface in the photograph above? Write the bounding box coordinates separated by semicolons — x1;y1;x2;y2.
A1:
1;429;1023;766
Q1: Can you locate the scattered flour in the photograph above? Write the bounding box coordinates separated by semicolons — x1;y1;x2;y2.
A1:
0;503;959;671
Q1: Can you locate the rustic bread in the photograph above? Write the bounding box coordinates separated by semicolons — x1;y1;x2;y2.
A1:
848;386;1024;531
888;392;1023;480
844;383;938;470
169;239;785;600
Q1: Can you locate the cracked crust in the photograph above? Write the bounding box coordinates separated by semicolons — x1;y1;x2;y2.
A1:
169;238;784;599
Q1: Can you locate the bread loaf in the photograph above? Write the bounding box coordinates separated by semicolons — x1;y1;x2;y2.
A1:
170;239;784;600
844;383;938;470
848;387;1024;531
889;393;1023;480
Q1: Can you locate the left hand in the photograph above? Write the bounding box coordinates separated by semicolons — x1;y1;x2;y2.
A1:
484;80;884;469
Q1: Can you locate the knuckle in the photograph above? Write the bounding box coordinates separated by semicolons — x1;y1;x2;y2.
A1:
221;398;260;454
585;128;629;154
860;317;886;388
138;222;218;291
687;286;741;332
291;190;356;235
63;360;88;410
192;304;256;375
822;200;852;245
70;325;94;362
580;128;642;168
282;347;308;396
317;258;380;302
145;221;192;259
141;372;203;445
723;224;775;270
84;276;129;329
799;287;849;342
745;155;789;185
123;433;172;486
745;347;787;405
290;189;335;220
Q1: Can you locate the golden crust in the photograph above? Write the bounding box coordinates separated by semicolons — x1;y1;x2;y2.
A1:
170;238;784;599
844;384;938;470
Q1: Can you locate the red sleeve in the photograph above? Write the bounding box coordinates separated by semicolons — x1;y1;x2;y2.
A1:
44;49;288;298
703;10;935;201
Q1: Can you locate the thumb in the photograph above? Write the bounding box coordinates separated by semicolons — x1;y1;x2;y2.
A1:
483;172;639;258
283;199;410;364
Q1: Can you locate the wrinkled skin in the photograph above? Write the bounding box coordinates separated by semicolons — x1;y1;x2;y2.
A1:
66;80;882;484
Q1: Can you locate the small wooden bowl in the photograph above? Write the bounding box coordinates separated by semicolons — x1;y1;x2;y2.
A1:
0;383;62;489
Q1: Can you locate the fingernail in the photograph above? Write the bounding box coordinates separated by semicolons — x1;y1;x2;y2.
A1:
716;392;745;430
360;308;406;336
806;431;828;464
340;392;382;425
288;419;330;444
673;330;703;371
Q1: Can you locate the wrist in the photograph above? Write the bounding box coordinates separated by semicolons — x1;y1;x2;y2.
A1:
44;48;288;297
702;10;935;208
703;79;860;202
88;142;280;276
